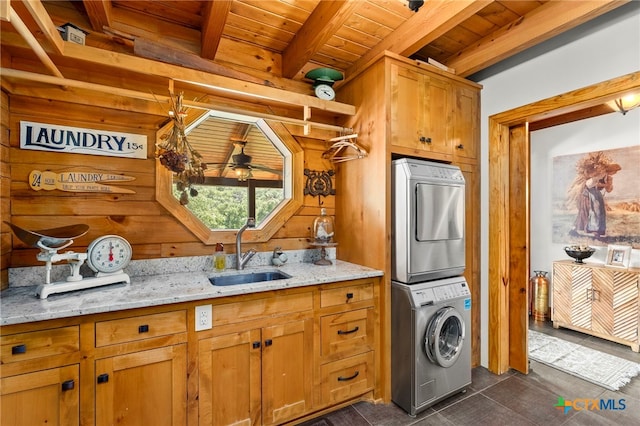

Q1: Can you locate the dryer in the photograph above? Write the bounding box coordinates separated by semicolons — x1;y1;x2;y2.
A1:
391;277;472;416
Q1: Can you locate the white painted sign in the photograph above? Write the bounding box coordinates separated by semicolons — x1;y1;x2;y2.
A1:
20;121;147;159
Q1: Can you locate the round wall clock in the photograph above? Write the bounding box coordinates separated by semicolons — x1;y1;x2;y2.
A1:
86;235;132;274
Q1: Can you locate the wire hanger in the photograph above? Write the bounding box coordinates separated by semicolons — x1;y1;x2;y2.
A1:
321;133;367;163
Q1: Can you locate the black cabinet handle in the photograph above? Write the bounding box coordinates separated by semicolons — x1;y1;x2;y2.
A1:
337;371;360;382
252;341;261;349
346;293;353;301
264;339;273;347
337;326;360;335
456;144;464;149
138;324;149;333
11;344;26;355
419;137;432;144
61;380;75;391
97;374;109;384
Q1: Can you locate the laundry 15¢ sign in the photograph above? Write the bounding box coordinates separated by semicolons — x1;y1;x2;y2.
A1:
20;121;147;159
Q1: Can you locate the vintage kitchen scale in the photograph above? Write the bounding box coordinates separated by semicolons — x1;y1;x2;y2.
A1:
6;222;131;299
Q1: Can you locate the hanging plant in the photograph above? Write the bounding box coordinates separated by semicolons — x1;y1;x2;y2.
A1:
156;92;206;205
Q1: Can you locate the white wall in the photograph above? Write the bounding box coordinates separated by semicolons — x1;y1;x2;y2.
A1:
474;2;640;368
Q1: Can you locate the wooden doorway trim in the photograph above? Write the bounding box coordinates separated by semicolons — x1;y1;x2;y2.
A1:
487;71;640;375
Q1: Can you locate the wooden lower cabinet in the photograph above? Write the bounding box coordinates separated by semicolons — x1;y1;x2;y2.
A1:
0;277;380;425
0;325;81;426
552;260;640;351
1;365;79;426
198;319;313;426
95;345;187;426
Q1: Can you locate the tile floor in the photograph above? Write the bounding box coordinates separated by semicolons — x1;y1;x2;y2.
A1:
299;320;640;426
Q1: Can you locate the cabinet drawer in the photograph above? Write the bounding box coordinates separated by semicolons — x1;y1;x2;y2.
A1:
320;282;374;308
320;308;374;359
320;351;374;406
213;292;313;326
1;326;79;363
95;310;187;347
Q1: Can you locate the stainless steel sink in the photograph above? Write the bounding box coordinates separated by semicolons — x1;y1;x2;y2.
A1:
209;270;291;286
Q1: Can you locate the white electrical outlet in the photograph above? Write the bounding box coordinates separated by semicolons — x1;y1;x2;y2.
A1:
195;304;212;331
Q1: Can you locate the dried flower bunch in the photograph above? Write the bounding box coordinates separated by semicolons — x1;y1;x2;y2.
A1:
156;92;207;204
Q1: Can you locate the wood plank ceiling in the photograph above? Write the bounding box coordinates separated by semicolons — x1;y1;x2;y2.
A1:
0;0;630;179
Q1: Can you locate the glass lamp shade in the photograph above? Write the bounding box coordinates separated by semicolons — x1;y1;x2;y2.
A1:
313;208;335;243
611;93;640;115
234;166;252;181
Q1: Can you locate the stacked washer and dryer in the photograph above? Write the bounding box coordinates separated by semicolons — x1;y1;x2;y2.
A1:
391;158;472;416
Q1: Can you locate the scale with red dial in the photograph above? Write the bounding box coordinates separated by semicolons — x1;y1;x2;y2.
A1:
5;223;131;299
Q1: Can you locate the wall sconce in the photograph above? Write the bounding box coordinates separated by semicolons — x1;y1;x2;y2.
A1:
612;93;640;115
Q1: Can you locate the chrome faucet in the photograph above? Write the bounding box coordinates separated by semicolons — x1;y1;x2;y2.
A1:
236;217;256;270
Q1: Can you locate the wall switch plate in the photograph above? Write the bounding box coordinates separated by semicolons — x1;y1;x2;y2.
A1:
195;304;212;331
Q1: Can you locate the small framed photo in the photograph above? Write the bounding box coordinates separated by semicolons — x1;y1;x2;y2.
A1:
605;244;631;269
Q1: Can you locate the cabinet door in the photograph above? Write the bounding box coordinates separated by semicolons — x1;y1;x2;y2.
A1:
591;268;614;335
612;271;639;342
95;345;187;426
198;329;261;426
390;63;423;150
552;263;573;324
421;74;451;155
262;319;313;426
390;63;451;157
1;365;79;426
452;84;479;160
570;265;593;329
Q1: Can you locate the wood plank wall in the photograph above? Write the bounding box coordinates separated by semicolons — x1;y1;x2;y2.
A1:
2;94;336;280
1;90;10;289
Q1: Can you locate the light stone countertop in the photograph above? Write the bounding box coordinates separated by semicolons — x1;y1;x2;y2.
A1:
1;250;383;326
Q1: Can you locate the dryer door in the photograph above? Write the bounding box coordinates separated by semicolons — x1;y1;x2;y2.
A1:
424;307;465;368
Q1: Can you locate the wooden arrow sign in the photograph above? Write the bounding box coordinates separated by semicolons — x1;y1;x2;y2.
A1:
29;170;136;194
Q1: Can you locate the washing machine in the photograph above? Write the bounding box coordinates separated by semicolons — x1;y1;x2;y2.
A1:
391;276;472;416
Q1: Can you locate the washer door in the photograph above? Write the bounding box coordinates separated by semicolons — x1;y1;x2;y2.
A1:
424;307;465;368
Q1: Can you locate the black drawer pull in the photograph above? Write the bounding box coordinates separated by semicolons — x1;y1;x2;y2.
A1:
97;374;109;384
138;324;149;333
61;380;75;391
337;326;360;335
11;344;27;355
456;144;464;149
264;339;273;347
253;341;261;349
419;136;432;144
337;371;360;382
346;293;353;300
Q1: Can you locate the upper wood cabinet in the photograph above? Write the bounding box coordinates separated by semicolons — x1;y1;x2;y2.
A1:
388;60;480;162
390;63;452;158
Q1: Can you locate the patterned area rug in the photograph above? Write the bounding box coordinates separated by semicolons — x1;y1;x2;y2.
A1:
529;330;640;391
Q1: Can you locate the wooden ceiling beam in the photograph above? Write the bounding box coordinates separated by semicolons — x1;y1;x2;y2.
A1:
446;0;629;77
18;0;64;55
282;0;359;79
346;0;489;78
201;0;231;60
82;0;112;32
7;6;63;78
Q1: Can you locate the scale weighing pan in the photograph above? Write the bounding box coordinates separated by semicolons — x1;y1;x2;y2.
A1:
5;222;89;248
